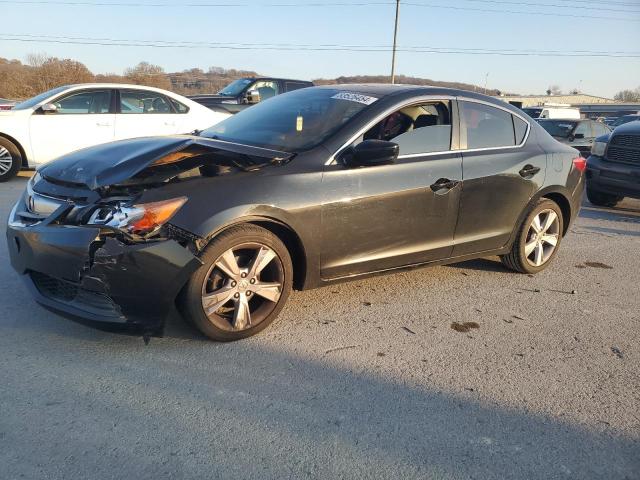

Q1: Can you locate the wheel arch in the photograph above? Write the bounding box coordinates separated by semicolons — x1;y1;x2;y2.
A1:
541;191;572;236
507;187;574;249
204;216;308;291
0;132;29;168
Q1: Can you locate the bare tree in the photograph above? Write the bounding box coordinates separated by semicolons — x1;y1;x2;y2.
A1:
124;62;172;90
614;87;640;102
546;85;562;96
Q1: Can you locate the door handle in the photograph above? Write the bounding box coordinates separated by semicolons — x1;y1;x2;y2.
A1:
430;178;460;193
96;121;112;127
519;164;540;178
164;121;176;126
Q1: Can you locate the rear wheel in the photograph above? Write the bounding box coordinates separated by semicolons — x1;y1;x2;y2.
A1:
180;224;293;341
586;188;623;208
0;138;21;182
501;199;564;274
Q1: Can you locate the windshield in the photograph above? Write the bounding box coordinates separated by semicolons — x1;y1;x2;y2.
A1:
12;86;69;110
218;79;253;97
522;107;542;118
539;120;577;137
201;88;375;151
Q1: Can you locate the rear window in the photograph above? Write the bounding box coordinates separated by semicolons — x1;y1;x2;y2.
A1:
539;120;577;138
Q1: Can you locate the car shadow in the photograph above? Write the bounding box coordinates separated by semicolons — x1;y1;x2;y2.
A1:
579;204;640;224
447;257;511;273
2;307;639;479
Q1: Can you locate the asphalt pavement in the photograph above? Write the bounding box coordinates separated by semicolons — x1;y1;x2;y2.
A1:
1;174;639;480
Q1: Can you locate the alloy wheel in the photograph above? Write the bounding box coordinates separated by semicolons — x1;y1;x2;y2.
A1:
201;242;284;332
0;146;13;175
525;209;560;267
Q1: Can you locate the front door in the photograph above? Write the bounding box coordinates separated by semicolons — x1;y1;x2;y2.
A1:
29;89;115;165
453;99;546;256
321;99;462;279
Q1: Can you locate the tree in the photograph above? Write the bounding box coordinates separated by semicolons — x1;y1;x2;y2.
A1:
546;85;562;96
27;53;94;93
613;87;640;102
124;61;172;90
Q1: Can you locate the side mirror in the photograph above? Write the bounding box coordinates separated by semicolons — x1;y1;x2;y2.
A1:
246;90;261;104
343;139;399;167
40;103;58;113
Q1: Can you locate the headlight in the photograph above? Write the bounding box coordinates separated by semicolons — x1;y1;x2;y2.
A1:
88;197;187;237
591;141;607;157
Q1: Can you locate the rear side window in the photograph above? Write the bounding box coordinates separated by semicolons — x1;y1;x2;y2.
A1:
513;116;528;144
460;101;516;149
119;90;173;114
169;97;189;113
285;82;311;92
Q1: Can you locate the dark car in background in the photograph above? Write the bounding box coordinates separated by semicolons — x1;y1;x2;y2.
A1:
7;85;585;342
610;114;640;129
538;118;611;156
586;120;640;207
189;77;313;114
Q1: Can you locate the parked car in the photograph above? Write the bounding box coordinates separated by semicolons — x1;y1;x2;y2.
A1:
522;106;581;119
0;84;230;181
538;118;611;156
0;98;16;110
610;114;640;129
189;77;313;114
604;117;619;127
7;85;585;341
586;120;640;207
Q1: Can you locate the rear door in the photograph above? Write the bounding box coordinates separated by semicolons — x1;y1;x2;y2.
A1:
29;88;115;164
453;99;545;256
114;89;181;140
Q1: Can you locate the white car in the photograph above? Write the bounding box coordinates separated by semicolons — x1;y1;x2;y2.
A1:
0;84;230;181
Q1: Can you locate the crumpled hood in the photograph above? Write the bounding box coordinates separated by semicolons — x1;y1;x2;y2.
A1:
38;135;293;190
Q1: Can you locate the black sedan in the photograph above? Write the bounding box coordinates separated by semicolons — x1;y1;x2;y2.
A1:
538;118;611;156
7;85;586;341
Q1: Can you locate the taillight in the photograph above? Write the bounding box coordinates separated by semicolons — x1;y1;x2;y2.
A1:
572;157;587;172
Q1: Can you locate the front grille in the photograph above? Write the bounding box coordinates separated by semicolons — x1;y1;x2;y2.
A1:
606;134;640;165
30;271;123;318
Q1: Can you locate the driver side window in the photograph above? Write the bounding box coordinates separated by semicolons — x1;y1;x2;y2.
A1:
362;101;452;155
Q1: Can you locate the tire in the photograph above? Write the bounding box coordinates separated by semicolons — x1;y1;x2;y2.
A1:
0;137;22;182
586;188;622;208
179;224;293;341
501;198;564;274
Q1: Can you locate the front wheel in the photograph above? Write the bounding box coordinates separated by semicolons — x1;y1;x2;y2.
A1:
586;188;623;208
180;224;293;341
501;199;564;274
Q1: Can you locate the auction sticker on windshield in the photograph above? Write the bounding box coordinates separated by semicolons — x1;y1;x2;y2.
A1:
331;92;378;105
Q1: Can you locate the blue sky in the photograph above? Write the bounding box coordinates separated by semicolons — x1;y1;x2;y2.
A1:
2;1;640;97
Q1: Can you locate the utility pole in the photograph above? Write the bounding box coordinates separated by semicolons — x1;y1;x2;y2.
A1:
484;72;489;94
390;0;400;84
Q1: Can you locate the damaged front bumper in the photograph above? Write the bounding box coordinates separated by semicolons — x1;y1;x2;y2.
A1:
6;202;202;334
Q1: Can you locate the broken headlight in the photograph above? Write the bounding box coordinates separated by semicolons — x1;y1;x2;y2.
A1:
87;197;187;237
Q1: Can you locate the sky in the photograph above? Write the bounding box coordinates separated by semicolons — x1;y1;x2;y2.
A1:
1;0;640;98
